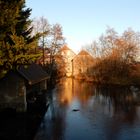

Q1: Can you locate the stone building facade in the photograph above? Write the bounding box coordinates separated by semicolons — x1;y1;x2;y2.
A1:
60;46;94;78
72;50;94;79
60;45;76;77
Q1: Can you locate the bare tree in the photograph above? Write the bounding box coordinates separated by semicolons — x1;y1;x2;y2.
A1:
32;18;66;83
84;27;140;84
32;17;50;65
48;24;65;65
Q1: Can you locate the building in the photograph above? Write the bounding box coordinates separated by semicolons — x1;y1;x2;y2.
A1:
0;63;49;112
72;50;94;79
36;45;95;80
60;45;76;77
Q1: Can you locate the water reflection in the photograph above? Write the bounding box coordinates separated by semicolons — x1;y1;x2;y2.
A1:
34;78;140;140
88;86;140;140
95;86;137;118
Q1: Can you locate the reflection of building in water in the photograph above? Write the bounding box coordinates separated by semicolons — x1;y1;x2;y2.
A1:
73;80;94;105
58;78;94;106
59;78;73;105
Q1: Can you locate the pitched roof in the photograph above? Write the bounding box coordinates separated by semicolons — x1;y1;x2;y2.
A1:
73;50;94;63
61;45;71;51
18;63;49;85
78;50;90;55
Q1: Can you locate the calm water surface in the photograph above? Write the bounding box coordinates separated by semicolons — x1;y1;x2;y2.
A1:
34;78;140;140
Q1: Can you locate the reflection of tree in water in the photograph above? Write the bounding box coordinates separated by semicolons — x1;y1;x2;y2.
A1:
50;102;67;140
73;80;95;107
96;86;137;122
34;88;68;140
35;78;140;140
56;78;95;107
95;86;139;140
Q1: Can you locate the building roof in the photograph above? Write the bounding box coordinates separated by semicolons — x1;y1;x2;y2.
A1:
78;50;90;55
18;63;49;85
73;50;94;61
60;45;71;51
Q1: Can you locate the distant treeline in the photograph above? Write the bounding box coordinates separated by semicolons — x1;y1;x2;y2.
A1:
83;27;140;85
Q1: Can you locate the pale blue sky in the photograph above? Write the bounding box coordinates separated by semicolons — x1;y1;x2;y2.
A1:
26;0;140;52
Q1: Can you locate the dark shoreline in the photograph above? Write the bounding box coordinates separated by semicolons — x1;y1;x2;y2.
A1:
0;99;49;140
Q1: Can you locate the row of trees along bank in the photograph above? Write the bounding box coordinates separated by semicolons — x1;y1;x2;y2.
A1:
0;0;65;81
84;28;140;85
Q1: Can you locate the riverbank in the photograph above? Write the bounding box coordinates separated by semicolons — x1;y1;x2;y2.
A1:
73;74;140;86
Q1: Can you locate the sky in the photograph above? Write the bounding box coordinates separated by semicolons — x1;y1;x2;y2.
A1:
26;0;140;53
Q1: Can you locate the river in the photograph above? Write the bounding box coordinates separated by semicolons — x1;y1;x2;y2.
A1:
34;78;140;140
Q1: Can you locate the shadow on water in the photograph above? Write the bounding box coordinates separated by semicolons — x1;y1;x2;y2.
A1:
34;78;140;140
0;90;49;140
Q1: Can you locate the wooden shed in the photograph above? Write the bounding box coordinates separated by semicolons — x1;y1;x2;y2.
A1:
0;63;49;112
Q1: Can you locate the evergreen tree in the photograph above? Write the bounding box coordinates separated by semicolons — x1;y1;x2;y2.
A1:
15;0;34;43
0;0;38;78
0;0;33;44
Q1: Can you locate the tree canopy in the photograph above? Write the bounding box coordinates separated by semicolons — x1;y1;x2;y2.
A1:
32;17;65;76
84;27;140;85
0;0;38;78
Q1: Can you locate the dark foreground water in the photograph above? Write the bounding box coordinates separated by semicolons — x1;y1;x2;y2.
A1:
34;78;140;140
